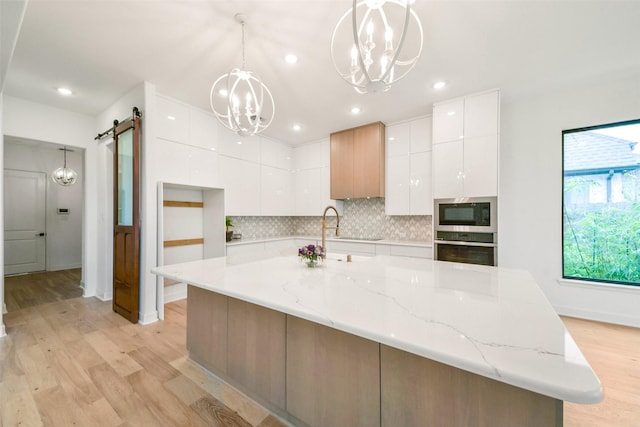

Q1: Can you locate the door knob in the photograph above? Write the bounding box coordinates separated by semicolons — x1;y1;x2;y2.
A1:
36;232;46;236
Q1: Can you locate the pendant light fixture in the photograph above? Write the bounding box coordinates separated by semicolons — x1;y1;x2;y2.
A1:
52;147;78;186
331;0;423;94
210;13;275;137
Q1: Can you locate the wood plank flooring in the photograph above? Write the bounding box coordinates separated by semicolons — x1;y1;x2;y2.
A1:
0;272;638;426
561;316;640;427
4;269;83;311
0;296;287;427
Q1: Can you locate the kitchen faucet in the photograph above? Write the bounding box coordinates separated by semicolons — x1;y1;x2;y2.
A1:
321;205;340;254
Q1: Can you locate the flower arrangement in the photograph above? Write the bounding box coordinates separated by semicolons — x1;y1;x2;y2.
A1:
298;244;325;267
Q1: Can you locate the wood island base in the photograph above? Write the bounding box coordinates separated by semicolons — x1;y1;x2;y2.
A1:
186;285;562;426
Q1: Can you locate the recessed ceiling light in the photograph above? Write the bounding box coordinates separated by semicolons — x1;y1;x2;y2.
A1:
433;81;446;89
167;116;176;121
236;141;242;145
447;111;456;116
285;54;298;64
57;87;73;96
351;106;361;114
389;137;396;141
218;88;228;97
292;124;302;131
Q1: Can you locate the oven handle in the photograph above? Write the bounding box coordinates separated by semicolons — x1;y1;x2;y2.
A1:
434;240;496;248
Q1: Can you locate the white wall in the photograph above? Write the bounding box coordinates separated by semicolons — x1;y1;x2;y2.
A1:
499;70;640;327
4;141;83;270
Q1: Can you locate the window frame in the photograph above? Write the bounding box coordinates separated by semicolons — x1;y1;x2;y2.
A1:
561;118;640;287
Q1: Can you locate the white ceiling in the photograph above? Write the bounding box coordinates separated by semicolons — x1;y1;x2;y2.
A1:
4;1;640;145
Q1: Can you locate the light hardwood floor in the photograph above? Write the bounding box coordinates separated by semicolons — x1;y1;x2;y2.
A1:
4;269;83;311
0;296;286;426
562;316;640;427
0;286;637;426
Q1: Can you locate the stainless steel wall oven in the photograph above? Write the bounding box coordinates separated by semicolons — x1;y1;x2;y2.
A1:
434;197;497;266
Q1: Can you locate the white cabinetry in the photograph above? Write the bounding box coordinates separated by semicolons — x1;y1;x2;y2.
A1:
293;139;341;216
220;156;261;216
155;95;221;188
432;90;499;199
385;117;433;215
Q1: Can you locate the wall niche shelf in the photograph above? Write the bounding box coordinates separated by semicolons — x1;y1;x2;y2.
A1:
156;182;226;319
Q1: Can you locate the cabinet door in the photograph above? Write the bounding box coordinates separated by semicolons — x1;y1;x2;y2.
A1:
463;135;498;197
157;96;189;143
261;165;293;215
217;127;261;162
432;99;464;144
463;90;499;139
386;122;411;158
220;156;261;215
432;140;463;199
330;129;354;199
353;122;385;198
410;116;432;153
410;151;432;215
187;286;227;374
189;107;218;151
261;137;293;170
294;168;323;216
385;154;410;215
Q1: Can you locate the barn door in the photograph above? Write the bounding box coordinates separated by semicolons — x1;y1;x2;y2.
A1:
112;115;141;323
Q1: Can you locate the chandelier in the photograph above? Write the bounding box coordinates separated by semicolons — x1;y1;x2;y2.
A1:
51;147;78;186
210;14;275;137
331;0;423;94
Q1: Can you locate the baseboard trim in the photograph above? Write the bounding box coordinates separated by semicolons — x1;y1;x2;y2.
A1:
164;283;187;304
46;264;82;272
95;292;113;302
555;305;640;328
139;310;159;325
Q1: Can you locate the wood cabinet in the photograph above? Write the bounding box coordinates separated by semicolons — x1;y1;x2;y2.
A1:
287;316;380;427
432;90;499;199
330;122;385;199
380;345;561;427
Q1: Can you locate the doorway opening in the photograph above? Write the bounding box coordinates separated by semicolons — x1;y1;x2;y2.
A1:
3;137;84;312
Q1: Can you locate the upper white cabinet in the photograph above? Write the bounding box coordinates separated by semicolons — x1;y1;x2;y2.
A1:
261;137;293;170
385;117;433;215
217;127;261;163
261;165;293;215
293;139;341;216
432;99;464;144
157;96;189;143
190;107;218;151
432;90;499;199
220;156;261;216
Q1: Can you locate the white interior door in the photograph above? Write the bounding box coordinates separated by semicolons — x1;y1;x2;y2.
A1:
4;169;46;275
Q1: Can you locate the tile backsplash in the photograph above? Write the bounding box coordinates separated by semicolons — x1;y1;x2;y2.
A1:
229;199;432;242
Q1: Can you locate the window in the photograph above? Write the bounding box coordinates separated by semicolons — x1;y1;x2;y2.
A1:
563;119;640;286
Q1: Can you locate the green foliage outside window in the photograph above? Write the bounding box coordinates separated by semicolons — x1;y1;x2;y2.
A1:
563;173;640;285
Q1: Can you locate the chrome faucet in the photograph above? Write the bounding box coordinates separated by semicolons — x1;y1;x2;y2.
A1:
322;205;340;254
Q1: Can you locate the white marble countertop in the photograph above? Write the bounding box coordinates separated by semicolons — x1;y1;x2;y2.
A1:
226;235;432;248
152;254;602;404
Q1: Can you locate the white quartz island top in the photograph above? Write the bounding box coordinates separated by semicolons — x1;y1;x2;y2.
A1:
152;254;602;404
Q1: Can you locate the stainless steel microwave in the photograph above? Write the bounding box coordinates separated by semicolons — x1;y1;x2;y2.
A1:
434;197;497;233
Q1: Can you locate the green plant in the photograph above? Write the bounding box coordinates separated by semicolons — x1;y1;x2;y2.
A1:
225;216;233;231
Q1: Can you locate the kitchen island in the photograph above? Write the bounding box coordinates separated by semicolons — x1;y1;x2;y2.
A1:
152;253;602;427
